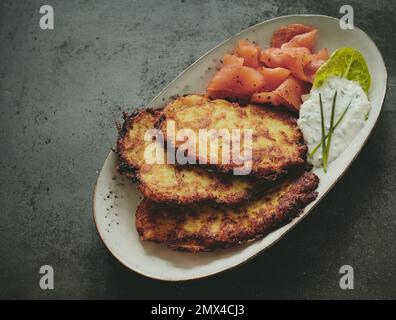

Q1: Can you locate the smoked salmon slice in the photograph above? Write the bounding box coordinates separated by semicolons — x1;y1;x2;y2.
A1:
260;46;328;83
281;29;318;51
257;66;291;91
275;76;308;112
312;48;329;61
270;23;314;48
260;47;310;82
236;40;260;68
251;91;286;106
222;53;244;66
207;64;265;99
304;48;329;82
251;76;309;112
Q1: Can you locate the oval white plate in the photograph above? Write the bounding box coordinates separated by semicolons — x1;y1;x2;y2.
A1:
93;15;387;281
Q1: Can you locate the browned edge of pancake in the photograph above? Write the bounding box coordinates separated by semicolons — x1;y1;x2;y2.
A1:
116;108;162;181
136;171;319;252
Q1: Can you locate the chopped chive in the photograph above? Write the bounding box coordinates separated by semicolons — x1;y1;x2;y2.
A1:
324;91;338;169
319;93;327;172
309;98;352;158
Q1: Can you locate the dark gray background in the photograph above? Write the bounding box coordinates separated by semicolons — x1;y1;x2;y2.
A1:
0;0;395;299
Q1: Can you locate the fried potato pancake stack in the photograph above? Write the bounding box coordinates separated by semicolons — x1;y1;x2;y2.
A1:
116;95;318;252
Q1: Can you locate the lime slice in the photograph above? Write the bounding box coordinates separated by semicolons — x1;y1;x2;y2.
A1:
313;47;371;94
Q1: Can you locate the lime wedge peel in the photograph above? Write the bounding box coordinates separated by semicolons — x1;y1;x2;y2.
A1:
313;47;371;94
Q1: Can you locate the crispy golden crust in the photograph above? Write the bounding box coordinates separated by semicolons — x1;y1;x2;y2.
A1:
116;108;263;205
117;108;162;180
157;94;308;180
136;171;319;252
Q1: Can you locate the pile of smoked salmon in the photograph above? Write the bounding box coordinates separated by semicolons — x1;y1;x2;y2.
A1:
206;24;329;112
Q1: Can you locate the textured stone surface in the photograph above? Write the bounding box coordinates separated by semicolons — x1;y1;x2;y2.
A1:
0;0;395;299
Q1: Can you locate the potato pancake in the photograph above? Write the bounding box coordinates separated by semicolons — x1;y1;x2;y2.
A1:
136;171;319;252
117;109;262;204
157;94;307;180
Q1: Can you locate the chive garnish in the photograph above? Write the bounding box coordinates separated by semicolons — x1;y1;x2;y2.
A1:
308;98;352;158
319;93;327;172
324;91;338;168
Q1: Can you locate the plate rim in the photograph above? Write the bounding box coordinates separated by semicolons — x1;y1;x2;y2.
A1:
92;14;388;281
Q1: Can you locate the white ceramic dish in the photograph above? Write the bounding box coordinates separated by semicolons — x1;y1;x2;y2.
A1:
93;15;387;281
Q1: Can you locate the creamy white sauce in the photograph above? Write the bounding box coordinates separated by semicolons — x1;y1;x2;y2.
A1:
298;77;371;168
